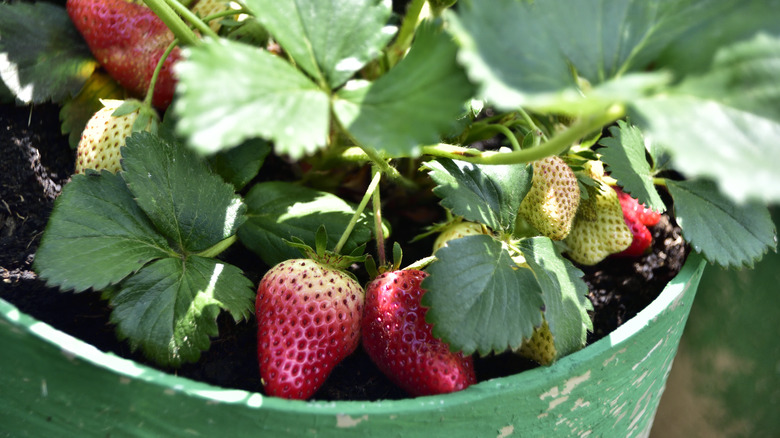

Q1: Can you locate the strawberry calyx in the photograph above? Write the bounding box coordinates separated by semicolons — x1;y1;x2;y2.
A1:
284;226;366;272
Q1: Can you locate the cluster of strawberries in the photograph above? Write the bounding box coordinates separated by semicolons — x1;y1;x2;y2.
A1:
69;0;662;401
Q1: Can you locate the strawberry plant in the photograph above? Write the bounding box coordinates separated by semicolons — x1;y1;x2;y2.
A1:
1;0;778;401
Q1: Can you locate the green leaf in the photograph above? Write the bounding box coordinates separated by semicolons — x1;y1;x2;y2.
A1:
655;0;780;76
447;0;711;113
174;38;330;159
422;235;544;356
243;0;395;89
631;35;780;204
667;179;777;268
121;132;246;253
33;171;173;293
207;138;272;191
238;181;374;266
673;33;780;124
59;71;126;148
636;97;780;205
0;2;97;104
426;158;531;232
333;22;475;157
519;237;592;358
110;256;254;366
599;120;666;212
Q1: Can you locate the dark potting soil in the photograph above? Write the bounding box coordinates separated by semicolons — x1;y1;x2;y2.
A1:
0;102;688;401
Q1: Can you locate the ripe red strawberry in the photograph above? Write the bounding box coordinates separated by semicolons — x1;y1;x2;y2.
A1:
615;187;661;227
613;187;661;257
66;0;181;109
362;269;476;396
255;258;364;400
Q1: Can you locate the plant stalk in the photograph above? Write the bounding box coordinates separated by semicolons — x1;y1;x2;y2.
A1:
386;0;426;67
142;0;200;46
194;234;237;258
162;0;221;40
333;168;382;254
422;104;626;164
144;39;179;107
371;167;386;267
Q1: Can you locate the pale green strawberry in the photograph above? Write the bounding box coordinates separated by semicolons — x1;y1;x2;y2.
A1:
515;319;556;366
191;0;232;32
564;161;632;265
433;221;489;253
75;99;139;175
518;155;580;241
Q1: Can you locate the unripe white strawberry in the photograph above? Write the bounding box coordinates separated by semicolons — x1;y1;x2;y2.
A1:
518;155;580;241
74;99;140;174
433;221;489;253
564;161;632;265
515;319;556;365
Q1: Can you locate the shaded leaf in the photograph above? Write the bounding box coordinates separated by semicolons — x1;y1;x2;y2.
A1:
208;138;272;191
33;171;172;292
238;181;373;266
0;2;97;103
59;71;126;148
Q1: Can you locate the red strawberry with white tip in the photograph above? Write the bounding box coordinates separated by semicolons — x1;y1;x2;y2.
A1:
362;269;476;396
255;258;364;400
66;0;181;109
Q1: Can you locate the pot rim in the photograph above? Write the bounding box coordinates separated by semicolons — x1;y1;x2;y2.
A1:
0;253;705;415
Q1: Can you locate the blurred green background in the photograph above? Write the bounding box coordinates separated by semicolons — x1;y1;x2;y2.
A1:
652;208;780;437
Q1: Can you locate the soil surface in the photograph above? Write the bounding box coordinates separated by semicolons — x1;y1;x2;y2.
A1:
0;102;688;401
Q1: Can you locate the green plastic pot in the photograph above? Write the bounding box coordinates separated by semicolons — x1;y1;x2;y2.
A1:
0;254;705;438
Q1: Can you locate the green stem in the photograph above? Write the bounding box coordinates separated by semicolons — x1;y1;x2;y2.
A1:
404;255;437;271
517;107;548;142
422;104;626;165
371;167;386;267
143;0;199;46
335;118;417;189
162;0;220;40
144;39;179;107
202;8;244;26
386;0;426;67
653;177;668;187
490;124;522;151
333;168;382;254
194;235;237;258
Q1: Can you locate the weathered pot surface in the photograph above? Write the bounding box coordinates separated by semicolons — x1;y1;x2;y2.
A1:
0;254;705;438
